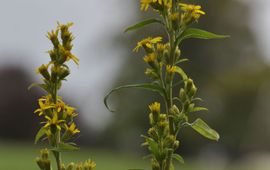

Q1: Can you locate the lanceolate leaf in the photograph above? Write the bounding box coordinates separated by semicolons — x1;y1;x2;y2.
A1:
104;83;166;112
28;83;49;93
52;142;80;152
34;127;46;144
124;18;163;32
177;28;229;44
191;118;220;141
191;107;208;113
175;66;188;80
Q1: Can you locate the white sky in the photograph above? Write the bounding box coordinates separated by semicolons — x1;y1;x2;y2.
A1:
0;0;269;130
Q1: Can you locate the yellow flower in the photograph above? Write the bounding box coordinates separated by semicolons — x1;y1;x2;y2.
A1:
58;45;79;65
65;105;78;117
166;65;177;73
84;159;96;170
133;37;162;52
55;101;65;113
143;53;156;63
34;96;54;116
149;102;160;113
179;3;205;20
140;0;162;11
65;123;80;135
44;113;65;130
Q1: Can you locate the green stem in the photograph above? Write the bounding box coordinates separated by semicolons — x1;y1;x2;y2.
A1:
52;80;62;170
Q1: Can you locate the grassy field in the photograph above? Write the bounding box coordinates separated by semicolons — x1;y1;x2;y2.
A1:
0;141;268;170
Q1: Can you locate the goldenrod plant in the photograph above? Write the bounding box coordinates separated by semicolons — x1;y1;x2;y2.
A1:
30;23;96;170
105;1;228;170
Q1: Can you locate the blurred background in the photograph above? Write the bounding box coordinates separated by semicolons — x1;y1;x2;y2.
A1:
0;0;270;169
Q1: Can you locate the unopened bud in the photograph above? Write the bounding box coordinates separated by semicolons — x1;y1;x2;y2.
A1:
185;79;193;92
170;105;180;115
188;85;197;97
67;162;75;170
38;64;50;80
174;140;180;149
179;88;187;102
59;67;70;80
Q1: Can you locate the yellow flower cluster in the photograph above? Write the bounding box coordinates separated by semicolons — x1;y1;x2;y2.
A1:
179;3;205;21
143;53;156;63
34;95;79;137
166;65;177;73
34;23;80;143
134;37;162;52
140;0;172;11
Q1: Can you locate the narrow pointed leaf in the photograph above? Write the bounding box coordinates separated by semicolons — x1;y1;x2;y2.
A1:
28;83;49;93
104;83;166;112
34;127;46;144
191;107;208;113
124;18;163;32
177;28;229;44
191;118;220;141
52;142;79;152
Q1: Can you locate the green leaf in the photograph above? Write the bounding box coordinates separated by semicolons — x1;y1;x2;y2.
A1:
104;83;166;112
28;83;49;93
124;18;163;32
177;28;229;44
175;58;189;65
175;66;188;80
34;127;46;144
172;154;185;164
52;142;80;152
141;135;160;159
191;118;220;141
191;107;208;113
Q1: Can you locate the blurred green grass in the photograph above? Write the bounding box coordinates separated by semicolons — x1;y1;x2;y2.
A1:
0;141;255;170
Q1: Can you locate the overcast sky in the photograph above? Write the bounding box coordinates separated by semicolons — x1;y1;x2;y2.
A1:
0;0;269;130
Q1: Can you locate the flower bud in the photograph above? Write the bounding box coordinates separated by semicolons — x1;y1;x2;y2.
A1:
144;53;158;69
149;102;160;123
83;159;96;170
145;68;159;80
188;85;197;97
148;127;158;140
67;162;75;170
170;105;180;115
41;149;49;160
175;47;181;59
179;88;187;102
174;140;180;150
51;66;58;83
59;67;70;80
61;164;66;170
170;12;180;30
75;163;83;170
36;158;44;169
165;135;176;148
38;64;50;80
151;159;160;170
47;30;59;48
185;79;193;92
183;101;190;112
48;50;57;61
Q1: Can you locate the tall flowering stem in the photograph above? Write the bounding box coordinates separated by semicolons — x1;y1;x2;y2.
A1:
105;0;228;169
31;23;96;170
